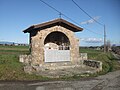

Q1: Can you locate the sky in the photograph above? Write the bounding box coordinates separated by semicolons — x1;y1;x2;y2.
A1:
0;0;120;46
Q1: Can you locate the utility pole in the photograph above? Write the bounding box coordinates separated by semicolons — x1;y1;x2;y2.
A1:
104;25;106;53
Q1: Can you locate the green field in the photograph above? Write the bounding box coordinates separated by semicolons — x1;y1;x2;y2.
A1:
80;47;120;74
0;45;120;80
0;45;49;80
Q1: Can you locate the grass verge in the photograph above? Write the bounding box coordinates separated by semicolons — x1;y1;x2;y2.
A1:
0;46;120;80
0;46;49;80
80;48;120;74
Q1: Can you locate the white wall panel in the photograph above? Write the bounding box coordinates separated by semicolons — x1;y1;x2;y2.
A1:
44;50;70;62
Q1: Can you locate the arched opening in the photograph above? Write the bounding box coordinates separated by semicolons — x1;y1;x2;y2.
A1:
44;31;71;62
44;31;70;50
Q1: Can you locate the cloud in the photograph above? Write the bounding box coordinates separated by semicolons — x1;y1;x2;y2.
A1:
81;38;103;43
80;16;101;25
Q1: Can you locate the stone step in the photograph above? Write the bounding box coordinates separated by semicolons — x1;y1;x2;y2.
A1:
32;65;97;78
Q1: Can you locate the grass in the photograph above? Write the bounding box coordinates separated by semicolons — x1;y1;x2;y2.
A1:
0;45;29;55
80;47;102;59
80;47;120;75
58;48;120;80
0;46;120;80
0;45;49;80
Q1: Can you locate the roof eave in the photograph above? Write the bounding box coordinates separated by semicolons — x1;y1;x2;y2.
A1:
23;18;83;33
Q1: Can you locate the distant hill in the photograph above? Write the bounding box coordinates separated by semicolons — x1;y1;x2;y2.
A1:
112;44;120;46
0;41;14;45
0;41;28;46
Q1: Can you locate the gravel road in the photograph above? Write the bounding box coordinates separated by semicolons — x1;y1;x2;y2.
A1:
0;70;120;90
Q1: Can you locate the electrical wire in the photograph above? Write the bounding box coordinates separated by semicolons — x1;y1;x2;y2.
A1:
39;0;103;36
72;0;104;26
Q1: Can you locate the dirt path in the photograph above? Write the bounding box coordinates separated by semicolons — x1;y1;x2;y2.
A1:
0;70;120;90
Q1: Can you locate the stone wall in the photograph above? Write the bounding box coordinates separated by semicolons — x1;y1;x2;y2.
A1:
19;55;32;65
30;26;80;65
20;25;103;75
19;53;102;75
83;59;102;71
80;53;88;60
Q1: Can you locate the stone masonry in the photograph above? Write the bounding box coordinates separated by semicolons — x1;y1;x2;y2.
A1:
20;18;102;76
30;26;80;65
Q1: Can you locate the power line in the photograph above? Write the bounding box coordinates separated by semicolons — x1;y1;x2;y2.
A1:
39;0;103;36
39;0;76;26
61;13;103;36
62;14;103;36
72;0;107;52
40;0;106;52
40;0;61;14
72;0;104;26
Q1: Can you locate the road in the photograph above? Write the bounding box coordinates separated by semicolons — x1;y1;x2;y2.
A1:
0;70;120;90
